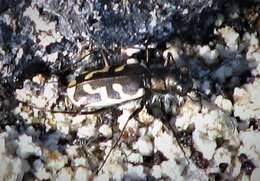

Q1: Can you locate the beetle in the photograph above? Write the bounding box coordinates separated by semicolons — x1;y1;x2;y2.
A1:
62;52;194;173
66;54;193;112
16;50;195;174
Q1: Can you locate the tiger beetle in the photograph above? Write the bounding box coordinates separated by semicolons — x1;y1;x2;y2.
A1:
17;49;195;174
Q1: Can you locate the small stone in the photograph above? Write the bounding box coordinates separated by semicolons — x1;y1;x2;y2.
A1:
213;148;231;168
72;157;87;167
218;26;239;50
77;125;96;138
102;149;124;180
23;6;56;32
127;152;143;164
32;74;46;85
251;167;260;181
233;78;260;120
161;159;185;180
56;167;73;181
151;165;162;179
45;151;68;171
0;156;23;181
16;134;42;159
0;136;6;154
192;130;216;160
154;132;184;160
33;159;50;180
239;130;260;160
214;95;233;113
99;124;112;138
137;135;153;156
74;167;91;181
71;115;87;125
199;45;219;66
127;165;145;179
138;108;154;125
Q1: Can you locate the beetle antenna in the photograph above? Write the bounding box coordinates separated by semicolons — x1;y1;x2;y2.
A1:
16;100;108;115
54;44;94;75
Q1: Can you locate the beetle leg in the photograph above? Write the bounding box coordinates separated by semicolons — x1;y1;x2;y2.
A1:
158;97;190;165
164;52;176;67
96;98;148;174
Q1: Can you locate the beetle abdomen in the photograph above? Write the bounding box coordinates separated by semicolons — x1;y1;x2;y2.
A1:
67;75;145;110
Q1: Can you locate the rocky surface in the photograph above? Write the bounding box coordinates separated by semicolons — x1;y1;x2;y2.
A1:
0;0;260;180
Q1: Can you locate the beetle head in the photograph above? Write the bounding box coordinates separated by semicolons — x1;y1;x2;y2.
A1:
165;65;193;96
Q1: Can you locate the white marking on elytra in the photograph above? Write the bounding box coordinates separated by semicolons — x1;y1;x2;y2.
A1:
67;86;88;107
67;82;145;109
84;66;110;80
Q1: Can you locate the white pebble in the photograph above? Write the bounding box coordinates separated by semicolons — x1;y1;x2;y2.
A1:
150;119;163;136
71;115;87;125
239;130;260;164
74;167;91;181
161;159;185;180
99;124;112;138
218;26;239;50
213;147;232;166
72;157;87;167
154;132;183;160
127;152;143;164
77;125;95;138
233;78;260;120
192;130;216;160
33;159;50;180
199;45;219;66
151;165;162;179
102;149;124;180
214;95;233;113
137;135;153;156
127;165;145;179
138;108;154;125
65;145;79;159
45;151;68;171
56;167;73;181
0;136;6;154
16;134;42;159
0;156;23;181
193;108;236;141
251;167;260;181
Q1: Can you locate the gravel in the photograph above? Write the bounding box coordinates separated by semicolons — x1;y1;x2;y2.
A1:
0;0;259;180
